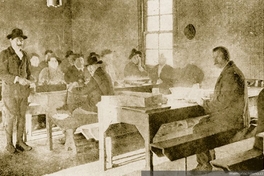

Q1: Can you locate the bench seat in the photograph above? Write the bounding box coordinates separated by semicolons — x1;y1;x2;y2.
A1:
151;128;240;161
210;148;263;171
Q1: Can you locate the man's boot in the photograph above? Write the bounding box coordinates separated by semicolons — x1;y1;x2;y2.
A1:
16;118;32;151
4;120;16;154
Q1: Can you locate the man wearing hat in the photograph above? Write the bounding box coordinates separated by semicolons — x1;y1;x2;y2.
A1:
69;52;114;113
0;28;32;153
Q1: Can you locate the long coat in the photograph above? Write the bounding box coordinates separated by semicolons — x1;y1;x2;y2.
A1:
194;61;246;134
0;46;31;98
71;67;114;112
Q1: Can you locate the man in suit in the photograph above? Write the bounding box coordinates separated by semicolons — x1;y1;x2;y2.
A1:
70;53;114;113
0;28;33;153
150;53;175;94
192;46;247;173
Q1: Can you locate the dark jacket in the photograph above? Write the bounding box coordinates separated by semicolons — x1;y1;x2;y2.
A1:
64;65;84;84
194;61;246;134
150;64;175;94
0;46;31;98
72;67;114;112
174;64;204;87
124;62;148;78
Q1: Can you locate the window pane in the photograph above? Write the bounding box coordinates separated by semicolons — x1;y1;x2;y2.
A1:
147;16;159;32
159;50;173;66
146;34;159;49
146;49;158;66
159;33;173;49
160;15;173;31
147;0;159;16
160;0;173;14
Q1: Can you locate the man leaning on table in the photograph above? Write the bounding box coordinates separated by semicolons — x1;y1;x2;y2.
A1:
192;46;248;173
0;28;33;153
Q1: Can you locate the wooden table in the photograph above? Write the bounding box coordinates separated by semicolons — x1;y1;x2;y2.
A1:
26;90;67;150
97;97;206;171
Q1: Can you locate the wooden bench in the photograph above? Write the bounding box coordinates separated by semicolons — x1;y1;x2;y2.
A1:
210;133;264;172
151;127;243;160
52;111;98;154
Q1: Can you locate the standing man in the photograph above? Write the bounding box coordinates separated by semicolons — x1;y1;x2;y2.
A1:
192;46;248;173
0;28;32;153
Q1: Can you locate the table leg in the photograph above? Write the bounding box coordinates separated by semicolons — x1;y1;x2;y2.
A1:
136;124;153;171
46;114;53;150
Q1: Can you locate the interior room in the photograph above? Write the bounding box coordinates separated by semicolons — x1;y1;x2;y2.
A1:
0;0;263;175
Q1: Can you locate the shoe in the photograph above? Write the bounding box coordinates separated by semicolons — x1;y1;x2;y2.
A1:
58;137;66;145
16;142;32;151
5;144;17;154
189;164;212;175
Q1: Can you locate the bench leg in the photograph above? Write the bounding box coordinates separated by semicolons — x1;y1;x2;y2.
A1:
105;137;113;168
64;129;77;154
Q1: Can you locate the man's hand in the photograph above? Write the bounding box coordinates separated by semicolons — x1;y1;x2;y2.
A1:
17;77;31;86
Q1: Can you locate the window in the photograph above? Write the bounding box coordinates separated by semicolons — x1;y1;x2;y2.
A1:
145;0;173;66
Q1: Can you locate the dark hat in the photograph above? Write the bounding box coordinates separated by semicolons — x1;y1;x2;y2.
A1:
86;52;103;66
65;50;74;58
129;48;142;60
7;28;27;40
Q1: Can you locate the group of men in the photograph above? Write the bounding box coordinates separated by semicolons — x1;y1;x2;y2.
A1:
0;28;248;174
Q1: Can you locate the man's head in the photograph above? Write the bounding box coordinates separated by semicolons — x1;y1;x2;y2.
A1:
47;54;60;70
7;28;27;51
72;54;84;70
44;50;53;62
30;53;40;67
87;52;102;76
212;46;230;69
158;53;167;66
129;48;142;65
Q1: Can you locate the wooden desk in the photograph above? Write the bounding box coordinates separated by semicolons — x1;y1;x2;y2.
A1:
27;90;67;150
98;98;206;171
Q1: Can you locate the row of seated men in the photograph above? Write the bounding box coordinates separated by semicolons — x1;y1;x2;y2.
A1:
29;50;114;130
124;48;204;94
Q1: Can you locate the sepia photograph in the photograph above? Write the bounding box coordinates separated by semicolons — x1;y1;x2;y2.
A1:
0;0;263;175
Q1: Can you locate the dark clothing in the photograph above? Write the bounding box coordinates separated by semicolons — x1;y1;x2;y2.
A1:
0;46;31;98
124;62;148;78
194;61;245;133
70;67;114;112
38;61;48;71
64;65;84;84
29;65;42;83
149;64;175;94
0;46;31;147
193;61;246;167
174;64;204;87
60;59;72;74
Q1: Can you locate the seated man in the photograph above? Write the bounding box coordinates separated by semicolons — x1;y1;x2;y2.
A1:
67;52;114;112
55;53;114;145
174;58;204;87
124;48;148;78
192;46;248;173
64;53;85;85
149;53;175;94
